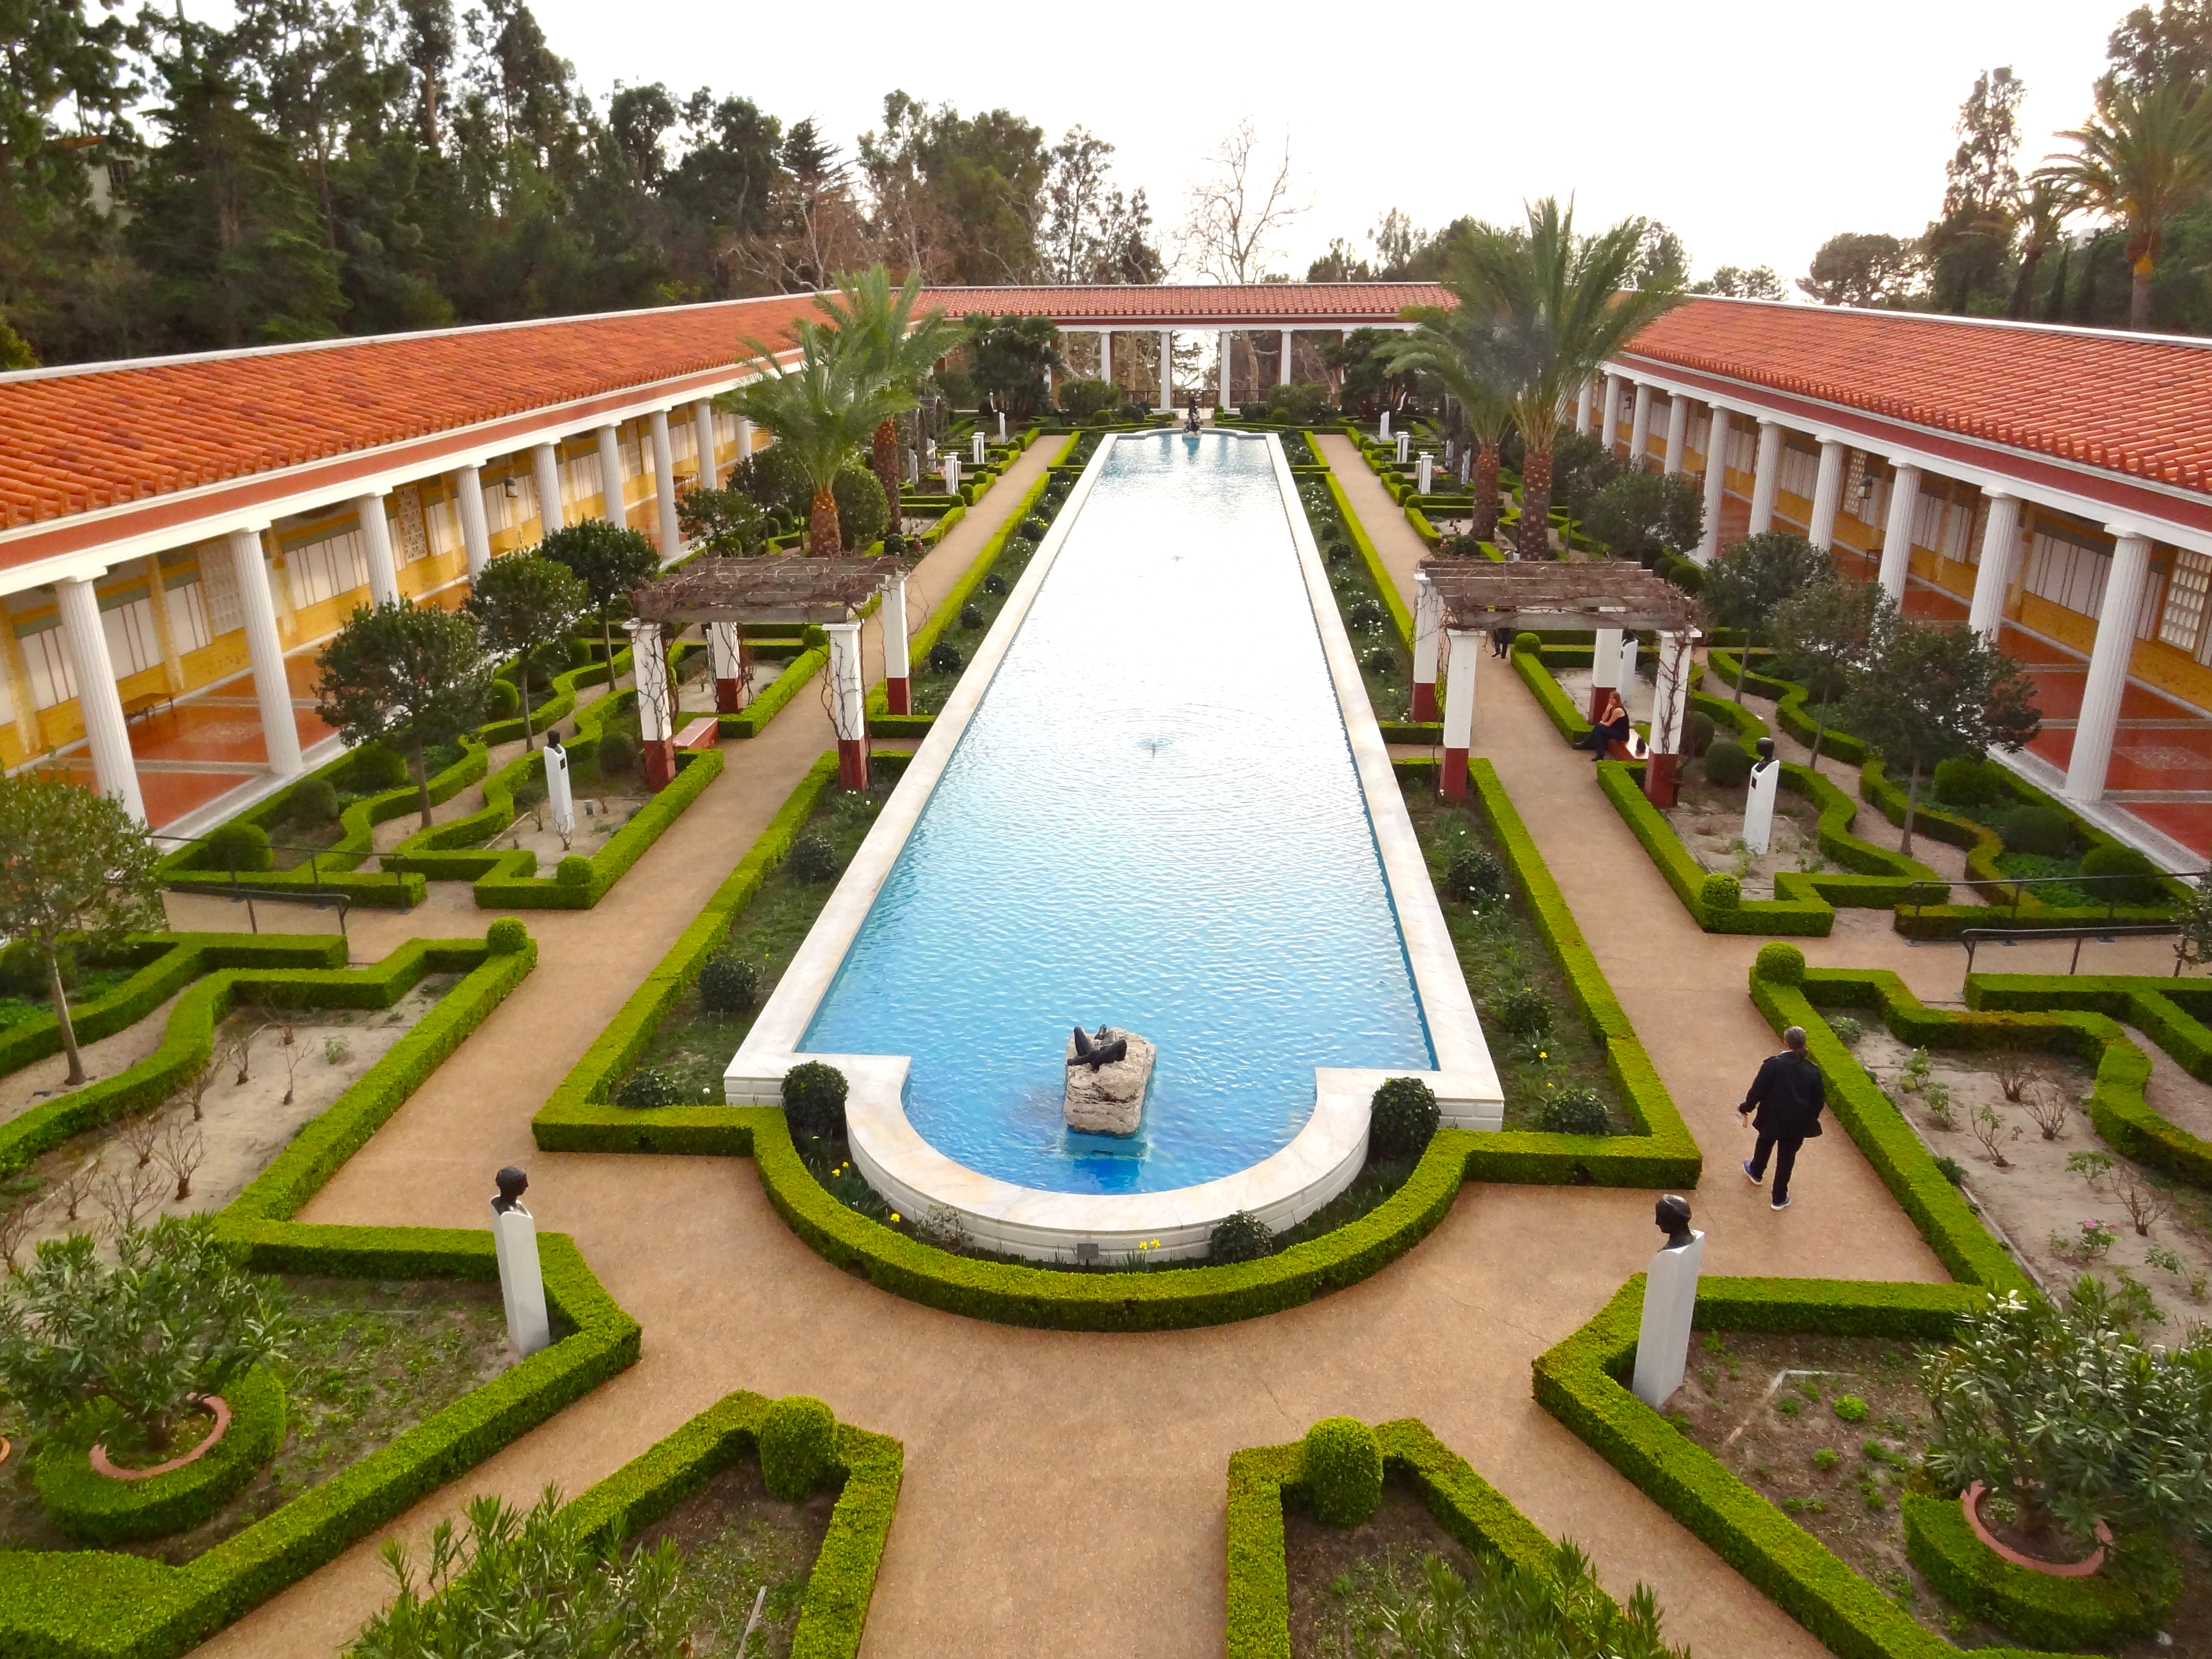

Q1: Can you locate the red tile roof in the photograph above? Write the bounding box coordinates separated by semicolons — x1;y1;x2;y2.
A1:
1621;298;2212;495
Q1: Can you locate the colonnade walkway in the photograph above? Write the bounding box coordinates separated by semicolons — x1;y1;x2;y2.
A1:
191;432;2176;1658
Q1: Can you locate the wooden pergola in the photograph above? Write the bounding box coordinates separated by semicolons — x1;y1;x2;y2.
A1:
1415;560;1699;634
631;554;905;627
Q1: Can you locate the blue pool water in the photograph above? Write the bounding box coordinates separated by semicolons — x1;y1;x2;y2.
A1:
800;432;1433;1193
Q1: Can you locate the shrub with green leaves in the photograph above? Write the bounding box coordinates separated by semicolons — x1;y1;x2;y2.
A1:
1369;1076;1440;1161
1996;804;2074;858
1363;646;1394;675
0;1216;290;1452
928;640;963;673
1301;1416;1383;1526
982;572;1008;596
1539;1088;1611;1136
595;728;638;778
1347;598;1384;630
349;743;412;792
787;833;840;884
1753;942;1806;984
2080;843;2163;906
1208;1210;1276;1265
959;602;986;630
1933;755;2004;808
556;855;592;887
1445;844;1505;907
485;678;521;719
206;819;275;873
287;777;342;829
1685;711;1715;760
697;953;762;1014
1337;1539;1689;1659
614;1065;681;1110
1702;737;1750;788
760;1395;838;1502
485;919;529;954
783;1061;849;1141
1490;985;1553;1043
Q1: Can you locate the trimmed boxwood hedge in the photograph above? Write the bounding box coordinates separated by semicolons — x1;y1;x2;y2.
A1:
1533;1275;2111;1659
561;1387;901;1659
34;1366;287;1547
1226;1418;1591;1659
0;928;647;1659
1901;1490;2163;1648
719;646;829;738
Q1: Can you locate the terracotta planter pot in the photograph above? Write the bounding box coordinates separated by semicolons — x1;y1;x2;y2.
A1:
1962;1480;2112;1578
88;1395;231;1482
0;1436;9;1469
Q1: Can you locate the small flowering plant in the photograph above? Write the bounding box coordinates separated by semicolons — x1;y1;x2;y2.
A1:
2077;1218;2117;1259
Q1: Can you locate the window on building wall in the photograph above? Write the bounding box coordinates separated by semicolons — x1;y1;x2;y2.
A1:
572;451;603;508
2023;529;2114;619
621;427;643;474
1687;413;1709;457
166;577;213;653
198;545;244;634
18;620;75;708
1778;447;1818;500
100;590;160;677
286;530;370;609
1729;428;1755;473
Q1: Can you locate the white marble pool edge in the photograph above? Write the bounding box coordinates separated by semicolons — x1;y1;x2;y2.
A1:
727;430;1502;1263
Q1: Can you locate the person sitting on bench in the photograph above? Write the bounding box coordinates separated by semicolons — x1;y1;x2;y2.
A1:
1573;692;1632;761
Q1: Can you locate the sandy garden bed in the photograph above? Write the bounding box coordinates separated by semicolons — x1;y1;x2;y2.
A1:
1661;769;1829;899
627;1458;839;1657
1839;1023;2212;1328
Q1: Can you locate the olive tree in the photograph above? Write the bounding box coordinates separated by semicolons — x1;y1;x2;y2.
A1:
539;519;661;691
464;555;588;750
0;770;163;1085
0;1216;291;1452
313;598;493;830
1581;470;1703;565
1767;574;1889;761
1700;532;1833;701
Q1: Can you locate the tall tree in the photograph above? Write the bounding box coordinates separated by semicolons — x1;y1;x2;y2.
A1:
0;771;163;1086
1387;236;1517;544
2036;79;2212;329
1841;610;2041;856
1700;532;1832;701
965;313;1063;419
811;267;967;525
1176;119;1306;283
539;518;661;690
313;598;493;828
1690;264;1785;299
725;325;905;553
1769;575;1887;763
1454;199;1684;560
1797;232;1924;307
1926;66;2026;315
464;553;587;748
1581;472;1704;567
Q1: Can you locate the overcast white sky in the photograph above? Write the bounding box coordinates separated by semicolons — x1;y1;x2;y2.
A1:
195;0;2123;293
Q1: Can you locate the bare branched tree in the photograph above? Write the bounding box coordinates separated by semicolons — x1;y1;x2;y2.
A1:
2115;1166;2170;1237
54;1162;97;1224
153;1116;206;1203
1176;119;1308;284
118;1110;162;1169
0;1203;31;1274
178;1060;218;1122
92;1162;165;1239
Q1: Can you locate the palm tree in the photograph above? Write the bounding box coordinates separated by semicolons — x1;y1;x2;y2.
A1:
1385;237;1516;546
2036;81;2212;330
724;325;906;555
811;266;969;532
2007;178;2070;319
1453;200;1683;559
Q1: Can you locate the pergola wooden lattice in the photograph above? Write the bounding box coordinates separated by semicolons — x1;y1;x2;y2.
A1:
1416;559;1700;634
630;554;905;626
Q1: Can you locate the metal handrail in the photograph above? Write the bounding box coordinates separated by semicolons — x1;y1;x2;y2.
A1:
1960;923;2182;977
151;830;401;938
1905;866;2210;925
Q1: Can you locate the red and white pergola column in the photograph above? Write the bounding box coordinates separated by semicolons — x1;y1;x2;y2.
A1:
628;619;677;789
1643;629;1696;808
1440;628;1478;799
707;621;745;713
826;620;869;790
882;572;912;715
1589;626;1623;724
1411;573;1441;722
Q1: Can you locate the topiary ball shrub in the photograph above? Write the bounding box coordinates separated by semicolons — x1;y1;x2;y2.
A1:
1368;1076;1440;1160
205;821;274;873
596;728;638;778
982;573;1008;596
1490;985;1553;1043
783;1061;848;1141
1512;631;1541;656
1362;646;1394;675
486;918;529;954
1754;942;1807;985
486;679;521;719
2080;842;2164;905
1301;1417;1383;1527
557;855;593;887
928;640;963;673
1538;1087;1610;1136
959;602;986;630
615;1065;680;1110
287;778;341;829
1996;804;2075;858
787;833;839;884
1685;711;1716;759
1932;755;2004;808
1700;872;1742;915
760;1395;838;1502
1207;1210;1275;1265
698;953;761;1014
1702;737;1750;788
349;743;411;792
1445;845;1505;907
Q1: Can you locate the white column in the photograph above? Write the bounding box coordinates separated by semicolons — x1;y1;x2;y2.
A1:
1440;629;1477;798
1652;632;1694;756
1158;329;1173;411
227;528;303;779
1748;419;1785;537
595;424;625;527
707;622;744;713
2066;531;2155;803
1697;407;1732;564
1662;395;1689;476
1411;574;1441;722
1628;382;1654;471
882;572;911;715
456;464;492;579
825;619;868;790
1966;493;2024;640
735;416;754;467
1575;378;1594;436
1601;374;1626;453
1218;331;1232;408
138;555;185;691
1099;330;1112;388
1877;461;1923;599
353;493;399;603
627;620;675;788
1279;328;1294;386
1807;438;1846;551
1589;626;1623;723
692;402;720;491
53;575;144;823
531;443;564;538
650;411;681;557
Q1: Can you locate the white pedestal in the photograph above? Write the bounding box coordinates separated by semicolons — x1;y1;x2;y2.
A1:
943;455;961;494
1417;453;1433;495
997;412;1007;440
490;1201;552;1359
1617;635;1638;696
1631;1231;1704;1409
1379;410;1391;439
1395;431;1410;464
1744;760;1780;855
972;433;985;464
544;741;575;840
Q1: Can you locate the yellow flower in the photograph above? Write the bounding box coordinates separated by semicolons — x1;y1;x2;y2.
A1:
890;1213;901;1223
